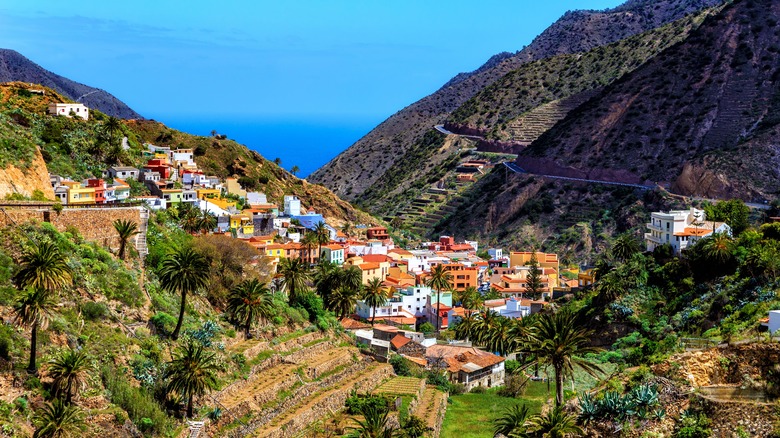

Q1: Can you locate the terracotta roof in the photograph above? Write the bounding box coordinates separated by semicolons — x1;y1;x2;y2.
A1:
359;263;380;271
340;317;371;330
373;324;399;333
323;244;344;250
361;254;390;263
449;244;475;251
389;248;413;256
426;345;504;373
390;334;412;350
483;299;507;308
402;355;428;366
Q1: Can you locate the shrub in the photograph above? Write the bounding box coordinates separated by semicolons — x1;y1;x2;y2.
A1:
149;312;177;337
100;364;173;435
449;383;466;395
675;410;711;438
344;392;389;415
82;301;109;321
498;374;529;398
470;386;486;394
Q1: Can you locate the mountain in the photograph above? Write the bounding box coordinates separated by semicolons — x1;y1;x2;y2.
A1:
308;0;723;205
0;49;142;119
521;0;780;200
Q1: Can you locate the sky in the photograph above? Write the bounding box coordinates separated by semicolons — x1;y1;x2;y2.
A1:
0;1;624;175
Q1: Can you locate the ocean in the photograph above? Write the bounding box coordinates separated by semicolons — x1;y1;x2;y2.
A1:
162;117;378;178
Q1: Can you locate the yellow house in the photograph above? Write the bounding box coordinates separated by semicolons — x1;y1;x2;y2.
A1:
196;188;236;210
64;183;96;205
509;251;560;288
230;214;254;235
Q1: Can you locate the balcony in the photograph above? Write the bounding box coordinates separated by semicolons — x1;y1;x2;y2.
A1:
646;222;662;232
644;233;661;244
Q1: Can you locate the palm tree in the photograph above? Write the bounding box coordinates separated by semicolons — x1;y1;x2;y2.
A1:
47;348;92;404
290;165;300;176
526;310;603;406
341;223;353;239
523;406;582;438
330;286;358;320
102;116;123;146
301;232;318;264
14;288;58;374
14;241;72;294
13;240;72;375
33;399;84;438
199;209;217;234
611;233;640;262
313;221;330;262
348;403;397;438
494;404;530;437
426;265;452;332
277;257;310;302
226;279;275;338
157;246;211;340
113;219;139;260
180;210;201;235
166;340;219;418
363;278;387;325
701;232;734;265
595;271;623;304
455;286;482;309
273;157;282;166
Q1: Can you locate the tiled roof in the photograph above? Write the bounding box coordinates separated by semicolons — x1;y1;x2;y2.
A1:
426;345;504;373
390;334;412;350
340;317;371;330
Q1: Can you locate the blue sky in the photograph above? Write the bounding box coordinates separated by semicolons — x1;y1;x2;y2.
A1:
0;1;624;123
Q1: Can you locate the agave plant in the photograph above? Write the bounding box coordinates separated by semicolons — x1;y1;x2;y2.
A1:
652;408;666;420
578;392;598;424
630;384;659;408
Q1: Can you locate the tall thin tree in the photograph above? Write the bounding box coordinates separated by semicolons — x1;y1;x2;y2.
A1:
363;278;388;325
277;257;310;302
426;264;453;333
157;246;211;340
226;279;275;338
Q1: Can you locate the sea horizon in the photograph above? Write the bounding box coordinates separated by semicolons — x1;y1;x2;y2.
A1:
162;116;379;178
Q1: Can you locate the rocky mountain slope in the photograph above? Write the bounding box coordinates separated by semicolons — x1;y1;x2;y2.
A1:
522;0;780;200
308;0;723;204
0;49;142;119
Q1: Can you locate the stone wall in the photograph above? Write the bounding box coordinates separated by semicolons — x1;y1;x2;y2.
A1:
0;206;142;251
699;395;776;437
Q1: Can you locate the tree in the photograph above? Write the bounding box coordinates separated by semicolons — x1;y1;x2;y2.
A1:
526;310;603;406
113;219;139;260
330;285;358;320
341;223;353;238
301;232;319;264
347;403;397;438
166;340;219;418
157;246;211;340
704;199;750;235
363;278;388;325
493;404;529;437
523;406;583;438
612;233;640;262
426;265;452;332
33;399;84;438
199;209;217;234
14;241;72;294
454;286;482;309
313;221;330;261
278;257;310;302
14;241;72;374
525;253;544;300
399;415;432;438
226;279;275;338
102;116;123;147
290;165;300;176
274;157;282;166
47;348;91;404
700;232;734;265
15;288;58;374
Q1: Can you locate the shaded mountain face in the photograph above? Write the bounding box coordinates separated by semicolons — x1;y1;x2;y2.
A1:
308;0;723;205
0;49;142;119
522;0;780;200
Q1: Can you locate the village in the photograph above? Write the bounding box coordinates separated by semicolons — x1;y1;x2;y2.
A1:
41;103;738;395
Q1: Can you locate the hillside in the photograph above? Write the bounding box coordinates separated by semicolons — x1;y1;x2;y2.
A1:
522;0;780;201
0;49;142;119
0;81;375;227
308;0;723;203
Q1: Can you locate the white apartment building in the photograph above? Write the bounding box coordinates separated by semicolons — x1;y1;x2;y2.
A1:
645;208;731;254
356;286;432;320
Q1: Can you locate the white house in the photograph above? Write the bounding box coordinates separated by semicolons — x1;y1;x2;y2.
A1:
48;103;89;120
645;208;731;254
106;166;139;180
284;195;301;216
169;149;195;167
356;286;432;320
321;244;345;265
